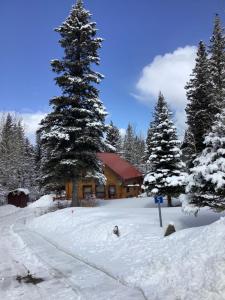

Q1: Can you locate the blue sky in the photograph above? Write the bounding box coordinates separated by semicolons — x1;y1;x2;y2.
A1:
0;0;224;139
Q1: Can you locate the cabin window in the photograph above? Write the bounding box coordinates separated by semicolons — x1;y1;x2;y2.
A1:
95;185;105;199
83;185;92;199
108;185;116;198
126;187;130;193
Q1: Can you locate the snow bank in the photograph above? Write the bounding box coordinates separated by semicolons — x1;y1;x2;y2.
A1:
97;196;181;208
96;197;152;208
138;217;225;299
0;205;20;217
28;202;225;299
28;195;55;208
29;194;71;210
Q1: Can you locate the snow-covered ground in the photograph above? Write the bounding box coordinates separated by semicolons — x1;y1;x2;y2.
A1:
28;197;225;299
28;195;55;208
0;202;143;299
1;197;225;299
0;204;20;217
28;194;71;209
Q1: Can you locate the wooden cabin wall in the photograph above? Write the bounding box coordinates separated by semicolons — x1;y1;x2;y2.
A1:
65;166;142;200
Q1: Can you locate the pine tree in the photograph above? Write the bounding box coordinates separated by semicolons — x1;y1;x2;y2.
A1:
105;121;122;153
185;41;213;160
122;123;145;168
0;114;38;196
123;123;135;163
35;131;42;175
23;138;38;197
143;93;185;206
145;119;156;163
180;128;196;169
0;114;16;190
132;134;145;167
208;14;225;115
13;121;27;188
39;0;107;206
186;109;225;210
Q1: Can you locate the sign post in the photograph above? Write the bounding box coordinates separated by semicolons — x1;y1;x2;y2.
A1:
154;196;163;227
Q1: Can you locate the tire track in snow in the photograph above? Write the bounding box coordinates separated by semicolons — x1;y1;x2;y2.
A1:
11;224;82;300
13;227;83;299
0;219;45;299
16;226;147;300
0;209;81;300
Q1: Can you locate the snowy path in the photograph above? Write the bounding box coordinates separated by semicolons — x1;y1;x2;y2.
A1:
0;207;144;300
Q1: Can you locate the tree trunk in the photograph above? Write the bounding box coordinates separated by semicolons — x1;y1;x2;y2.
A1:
71;178;80;207
167;194;172;207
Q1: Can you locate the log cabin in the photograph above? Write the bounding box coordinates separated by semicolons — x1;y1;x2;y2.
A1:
66;153;143;200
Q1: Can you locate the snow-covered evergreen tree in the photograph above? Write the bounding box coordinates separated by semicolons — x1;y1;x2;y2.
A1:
132;134;145;167
180;128;196;169
35;131;47;194
122;124;145;167
185;41;213;160
35;131;42;174
186;109;225;210
23;138;38;197
123;123;135;163
39;0;107;206
143;93;185;206
105;121;122;153
0;114;16;191
208;14;225;115
144;116;158;164
0;114;37;197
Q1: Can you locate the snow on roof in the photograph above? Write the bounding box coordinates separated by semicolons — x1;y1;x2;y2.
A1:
97;153;143;181
9;188;30;195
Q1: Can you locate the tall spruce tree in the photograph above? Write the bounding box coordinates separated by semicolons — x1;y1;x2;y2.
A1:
144;93;185;206
23;138;38;195
0;114;37;196
105;121;122;153
132;134;145;167
180;128;196;168
186;109;225;210
209;14;225;114
123;123;135;163
122;123;145;166
39;0;107;206
145;119;155;163
0;114;15;190
185;41;213;163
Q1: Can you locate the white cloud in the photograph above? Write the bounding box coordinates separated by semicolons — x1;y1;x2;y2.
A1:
135;45;197;135
174;110;187;137
119;128;126;137
21;112;47;141
136;45;197;108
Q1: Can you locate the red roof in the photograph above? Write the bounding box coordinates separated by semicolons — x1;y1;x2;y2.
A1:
97;153;142;181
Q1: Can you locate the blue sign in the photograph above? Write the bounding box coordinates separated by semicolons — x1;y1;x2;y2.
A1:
154;196;163;204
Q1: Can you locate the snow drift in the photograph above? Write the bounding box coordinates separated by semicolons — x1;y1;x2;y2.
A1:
28;199;225;300
28;195;55;208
